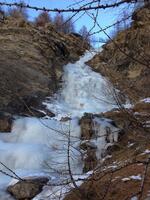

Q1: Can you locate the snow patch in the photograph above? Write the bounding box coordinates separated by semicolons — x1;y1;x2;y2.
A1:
141;149;150;155
127;143;134;147
122;174;142;182
141;97;150;103
131;197;138;200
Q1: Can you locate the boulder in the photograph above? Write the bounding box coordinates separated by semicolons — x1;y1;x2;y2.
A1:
106;143;122;155
80;140;97;151
60;116;71;122
7;177;49;200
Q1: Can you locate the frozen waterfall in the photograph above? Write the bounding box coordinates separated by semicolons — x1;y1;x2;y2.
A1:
44;50;117;118
0;50;118;200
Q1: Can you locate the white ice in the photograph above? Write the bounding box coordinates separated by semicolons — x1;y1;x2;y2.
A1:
44;50;117;118
0;50;119;199
141;97;150;103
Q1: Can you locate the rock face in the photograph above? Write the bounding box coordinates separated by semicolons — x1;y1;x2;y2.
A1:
7;177;49;200
88;6;150;101
79;113;119;172
0;17;89;115
79;113;98;172
0;112;13;132
79;113;95;140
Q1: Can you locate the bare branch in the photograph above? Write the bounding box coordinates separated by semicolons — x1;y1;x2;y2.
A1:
0;1;137;13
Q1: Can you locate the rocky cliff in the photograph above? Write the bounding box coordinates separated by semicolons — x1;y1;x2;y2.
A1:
0;17;88;115
88;6;150;102
65;6;150;200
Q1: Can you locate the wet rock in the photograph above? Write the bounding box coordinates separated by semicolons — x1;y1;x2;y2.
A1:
118;129;126;141
80;140;97;151
6;93;56;118
79;113;120;172
22;106;55;118
45;110;55;118
6;92;46;115
79;114;98;172
60;117;71;122
81;140;98;173
79;113;94;140
83;149;97;173
7;177;49;200
0;112;13;132
106;143;122;155
22;108;47;118
22;93;43;108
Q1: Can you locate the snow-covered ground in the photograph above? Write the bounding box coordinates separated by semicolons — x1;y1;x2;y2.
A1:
0;51;119;199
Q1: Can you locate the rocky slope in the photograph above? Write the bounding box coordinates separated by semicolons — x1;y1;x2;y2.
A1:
64;6;150;200
0;16;88;116
65;101;150;200
88;6;150;102
0;6;150;200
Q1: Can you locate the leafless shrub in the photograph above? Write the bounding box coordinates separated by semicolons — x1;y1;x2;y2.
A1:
35;11;52;27
7;1;28;20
